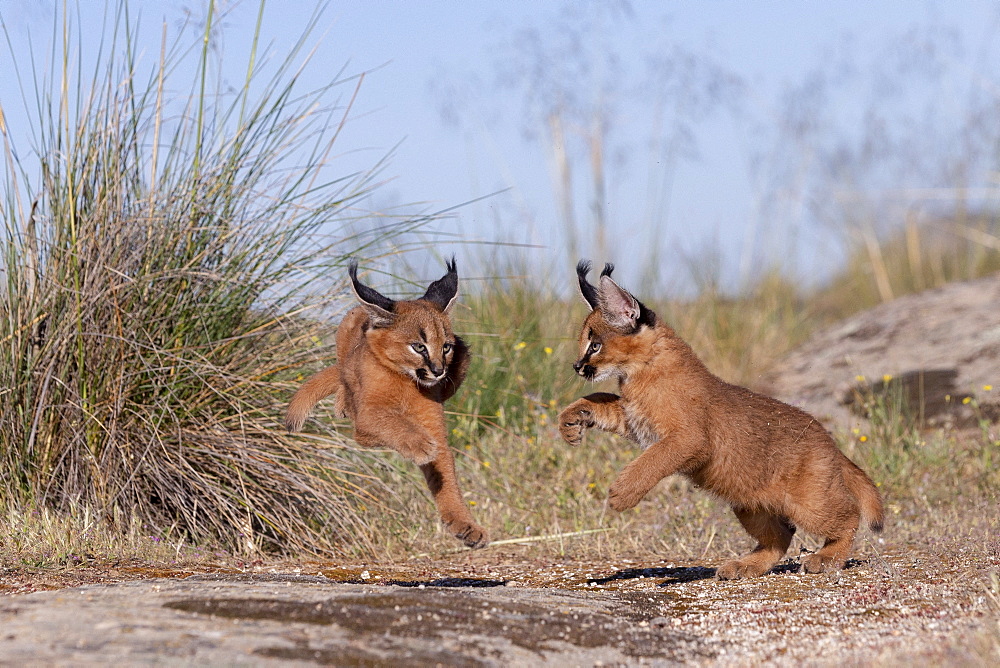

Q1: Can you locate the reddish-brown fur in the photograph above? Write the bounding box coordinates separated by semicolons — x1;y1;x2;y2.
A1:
285;261;487;548
559;262;883;578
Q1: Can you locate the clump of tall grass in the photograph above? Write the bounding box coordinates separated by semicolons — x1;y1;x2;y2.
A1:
0;2;419;556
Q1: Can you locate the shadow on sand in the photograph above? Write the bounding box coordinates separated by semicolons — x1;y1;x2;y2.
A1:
587;566;718;586
387;577;507;588
587;556;869;587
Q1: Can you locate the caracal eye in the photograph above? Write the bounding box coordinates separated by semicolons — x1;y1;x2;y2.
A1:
411;342;427;355
589;341;602;354
442;342;454;354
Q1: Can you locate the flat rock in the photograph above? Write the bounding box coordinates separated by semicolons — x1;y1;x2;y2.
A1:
1;548;994;666
0;574;713;666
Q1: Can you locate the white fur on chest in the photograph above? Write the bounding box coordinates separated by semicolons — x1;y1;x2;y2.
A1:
623;400;660;448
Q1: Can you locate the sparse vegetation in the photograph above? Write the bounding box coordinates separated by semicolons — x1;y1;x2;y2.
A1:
0;1;997;581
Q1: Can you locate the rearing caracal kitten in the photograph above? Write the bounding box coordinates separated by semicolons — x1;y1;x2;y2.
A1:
559;261;883;578
285;259;488;548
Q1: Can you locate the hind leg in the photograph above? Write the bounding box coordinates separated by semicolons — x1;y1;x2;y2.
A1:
419;444;489;549
717;508;795;580
788;477;861;574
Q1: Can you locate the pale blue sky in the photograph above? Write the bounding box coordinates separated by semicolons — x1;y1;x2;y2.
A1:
3;1;1000;292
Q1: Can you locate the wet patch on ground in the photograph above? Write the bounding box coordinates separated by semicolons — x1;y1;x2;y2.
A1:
165;584;717;661
253;642;492;667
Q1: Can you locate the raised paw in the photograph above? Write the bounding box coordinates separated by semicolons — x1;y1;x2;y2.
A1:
450;521;490;549
559;420;586;446
558;404;594;446
607;471;648;512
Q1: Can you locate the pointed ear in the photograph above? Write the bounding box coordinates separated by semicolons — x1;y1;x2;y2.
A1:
421;256;459;314
576;260;599;310
349;260;396;327
598;274;640;330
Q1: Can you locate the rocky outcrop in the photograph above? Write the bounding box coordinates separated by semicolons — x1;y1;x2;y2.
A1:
763;273;1000;434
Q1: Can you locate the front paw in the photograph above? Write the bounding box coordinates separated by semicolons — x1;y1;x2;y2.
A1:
607;471;648;512
558;403;594;446
559;420;586;446
449;521;490;549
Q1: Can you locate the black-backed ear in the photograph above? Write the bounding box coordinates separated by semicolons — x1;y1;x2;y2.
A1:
577;260;616;310
598;273;641;330
421;256;459;313
576;260;599;310
349;260;396;327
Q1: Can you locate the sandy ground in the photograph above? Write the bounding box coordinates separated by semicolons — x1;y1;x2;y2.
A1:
2;539;998;666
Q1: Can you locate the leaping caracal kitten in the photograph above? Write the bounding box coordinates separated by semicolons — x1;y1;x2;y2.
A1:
559;261;883;579
285;259;487;548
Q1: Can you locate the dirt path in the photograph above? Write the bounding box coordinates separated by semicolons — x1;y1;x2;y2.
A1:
2;544;997;666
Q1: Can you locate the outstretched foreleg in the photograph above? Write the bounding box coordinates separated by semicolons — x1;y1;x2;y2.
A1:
606;431;702;511
351;403;443;466
419;442;489;549
558;392;632;445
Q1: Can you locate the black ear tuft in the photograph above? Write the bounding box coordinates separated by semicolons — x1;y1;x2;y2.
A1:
577;259;599;310
422;256;459;312
349;260;396;314
600;263;615;279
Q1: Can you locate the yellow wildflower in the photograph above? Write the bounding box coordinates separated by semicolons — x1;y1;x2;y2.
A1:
984;385;993;391
882;374;893;383
544;346;553;355
514;341;527;350
859;435;868;442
